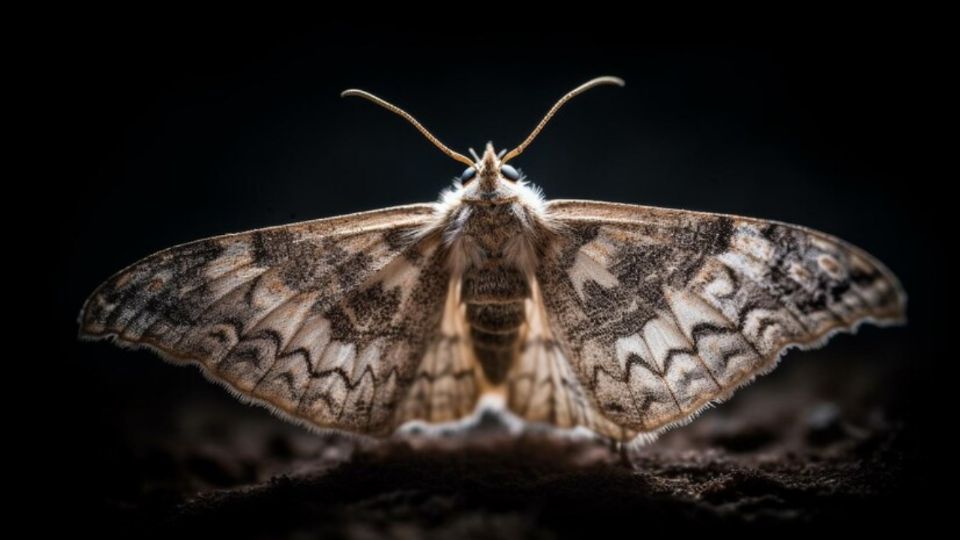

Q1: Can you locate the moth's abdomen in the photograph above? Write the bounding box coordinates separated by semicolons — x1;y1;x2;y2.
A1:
462;264;530;385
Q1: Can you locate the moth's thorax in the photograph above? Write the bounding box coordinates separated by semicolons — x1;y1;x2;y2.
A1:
435;156;550;276
459;203;527;255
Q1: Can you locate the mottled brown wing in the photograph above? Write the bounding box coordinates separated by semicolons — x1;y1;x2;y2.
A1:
511;200;906;442
79;204;481;436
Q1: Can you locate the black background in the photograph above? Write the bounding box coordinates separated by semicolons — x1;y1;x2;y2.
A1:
50;19;944;535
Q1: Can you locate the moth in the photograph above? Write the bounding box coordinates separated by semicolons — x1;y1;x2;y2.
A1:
79;76;906;445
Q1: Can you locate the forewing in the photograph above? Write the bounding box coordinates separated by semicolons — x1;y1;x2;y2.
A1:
80;204;480;436
527;200;905;439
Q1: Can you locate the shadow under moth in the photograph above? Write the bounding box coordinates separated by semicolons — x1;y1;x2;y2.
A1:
79;76;906;445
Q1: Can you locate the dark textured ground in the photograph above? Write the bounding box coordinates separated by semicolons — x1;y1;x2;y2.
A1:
75;330;927;538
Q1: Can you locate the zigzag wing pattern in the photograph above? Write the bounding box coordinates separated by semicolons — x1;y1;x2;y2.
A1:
516;200;906;440
80;204;481;436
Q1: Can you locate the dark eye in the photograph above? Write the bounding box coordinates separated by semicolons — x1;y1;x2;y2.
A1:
500;164;520;181
460;167;476;182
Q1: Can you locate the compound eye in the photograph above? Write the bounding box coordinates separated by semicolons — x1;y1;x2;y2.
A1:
500;164;521;181
460;166;477;182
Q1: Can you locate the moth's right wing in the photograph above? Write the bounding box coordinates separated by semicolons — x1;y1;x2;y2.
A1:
508;200;905;442
79;204;481;436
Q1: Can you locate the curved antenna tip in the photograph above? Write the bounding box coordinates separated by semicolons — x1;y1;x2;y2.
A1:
502;75;626;163
339;87;473;166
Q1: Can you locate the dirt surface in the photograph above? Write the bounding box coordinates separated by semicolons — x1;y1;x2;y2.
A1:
72;337;928;538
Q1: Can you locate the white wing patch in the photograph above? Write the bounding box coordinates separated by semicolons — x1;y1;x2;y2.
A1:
568;250;619;303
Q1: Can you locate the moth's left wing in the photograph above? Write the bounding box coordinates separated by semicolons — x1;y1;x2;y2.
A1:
511;200;905;441
80;204;481;436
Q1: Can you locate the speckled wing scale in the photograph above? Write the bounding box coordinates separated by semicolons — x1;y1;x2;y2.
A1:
79;204;481;436
81;75;907;446
519;200;906;441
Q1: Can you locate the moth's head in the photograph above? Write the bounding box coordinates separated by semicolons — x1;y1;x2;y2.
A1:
341;76;624;198
456;142;524;199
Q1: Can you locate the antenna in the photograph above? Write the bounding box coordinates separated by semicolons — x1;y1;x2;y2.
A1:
502;76;624;164
341;89;473;166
